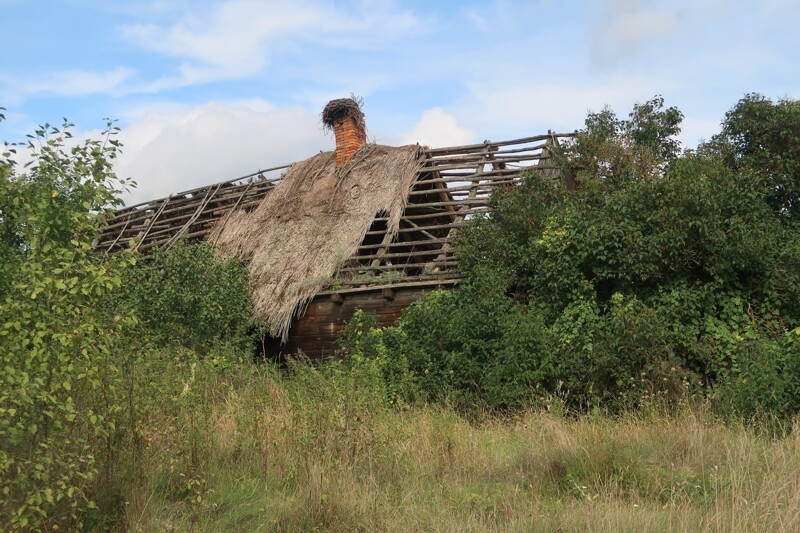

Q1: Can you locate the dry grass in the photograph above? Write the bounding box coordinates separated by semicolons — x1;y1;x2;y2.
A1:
119;361;800;532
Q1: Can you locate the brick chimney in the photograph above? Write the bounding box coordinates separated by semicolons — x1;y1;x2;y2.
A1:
332;116;367;167
322;98;367;168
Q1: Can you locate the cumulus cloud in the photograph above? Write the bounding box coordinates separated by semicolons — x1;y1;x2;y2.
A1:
0;67;135;99
398;108;477;148
459;75;660;135
114;99;331;203
120;0;424;90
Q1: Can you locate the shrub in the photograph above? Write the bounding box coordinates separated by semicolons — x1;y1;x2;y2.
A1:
335;277;554;411
353;95;800;417
336;309;417;407
0;119;136;529
115;242;254;354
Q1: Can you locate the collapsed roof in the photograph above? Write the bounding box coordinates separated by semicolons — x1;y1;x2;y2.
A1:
97;98;574;339
212;144;422;340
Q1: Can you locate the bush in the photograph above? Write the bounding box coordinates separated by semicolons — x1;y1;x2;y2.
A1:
393;279;553;409
336;309;417;407
338;279;554;411
0;119;137;529
115;242;254;355
339;95;800;417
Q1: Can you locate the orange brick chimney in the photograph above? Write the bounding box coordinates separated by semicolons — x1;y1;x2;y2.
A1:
332;116;367;167
322;98;367;168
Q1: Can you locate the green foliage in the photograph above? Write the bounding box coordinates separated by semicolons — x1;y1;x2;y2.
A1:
548;294;692;408
115;242;254;355
712;93;800;219
338;280;553;410
0;116;256;528
557;95;683;188
350;95;800;416
0;119;137;529
392;280;552;409
335;309;417;407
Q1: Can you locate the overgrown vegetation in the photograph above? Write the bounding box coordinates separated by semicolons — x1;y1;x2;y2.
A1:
0;115;256;529
0;117;136;529
114;241;254;355
3;94;800;530
86;357;800;532
343;94;800;417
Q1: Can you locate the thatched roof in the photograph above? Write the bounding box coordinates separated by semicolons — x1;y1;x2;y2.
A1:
96;133;578;344
211;144;422;340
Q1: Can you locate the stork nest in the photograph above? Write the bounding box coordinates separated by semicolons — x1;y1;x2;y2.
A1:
321;97;366;132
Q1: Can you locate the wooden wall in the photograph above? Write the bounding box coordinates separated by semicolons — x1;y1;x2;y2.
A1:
263;287;435;359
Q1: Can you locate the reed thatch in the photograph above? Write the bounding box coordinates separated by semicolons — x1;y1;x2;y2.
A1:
212;144;423;341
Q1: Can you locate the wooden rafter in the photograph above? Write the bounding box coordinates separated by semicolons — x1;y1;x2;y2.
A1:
97;133;574;293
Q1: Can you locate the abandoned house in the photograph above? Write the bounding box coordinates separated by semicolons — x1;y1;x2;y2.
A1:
97;98;573;357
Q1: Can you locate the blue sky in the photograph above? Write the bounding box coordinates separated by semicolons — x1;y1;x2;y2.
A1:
1;0;798;202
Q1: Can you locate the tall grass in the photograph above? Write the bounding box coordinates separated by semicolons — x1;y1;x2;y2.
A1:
110;354;800;532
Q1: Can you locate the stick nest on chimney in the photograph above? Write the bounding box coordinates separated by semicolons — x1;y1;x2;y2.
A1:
322;97;366;133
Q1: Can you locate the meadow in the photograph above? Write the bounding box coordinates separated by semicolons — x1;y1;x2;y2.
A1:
114;356;800;532
4;95;800;530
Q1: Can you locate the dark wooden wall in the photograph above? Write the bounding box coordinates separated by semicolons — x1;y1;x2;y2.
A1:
264;287;433;359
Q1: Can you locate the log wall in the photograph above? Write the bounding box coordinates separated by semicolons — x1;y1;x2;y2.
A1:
263;288;434;359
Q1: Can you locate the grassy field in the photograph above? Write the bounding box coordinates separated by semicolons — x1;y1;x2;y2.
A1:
103;357;800;532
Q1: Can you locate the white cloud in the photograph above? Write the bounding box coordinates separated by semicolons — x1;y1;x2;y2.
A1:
1;67;135;98
455;73;727;149
592;1;681;67
114;99;330;203
459;75;660;135
113;101;477;206
398;108;477;148
120;0;424;89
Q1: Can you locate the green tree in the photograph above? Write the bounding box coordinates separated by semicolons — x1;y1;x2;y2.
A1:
115;241;254;355
0;117;136;529
712;93;800;219
372;95;800;415
557;95;683;188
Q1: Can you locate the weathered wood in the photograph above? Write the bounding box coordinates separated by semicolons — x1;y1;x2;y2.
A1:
118;165;289;212
163;184;222;250
337;260;458;273
356;237;451;250
98;133;573;297
423;133;574;155
266;287;444;358
332;272;457;286
318;278;461;296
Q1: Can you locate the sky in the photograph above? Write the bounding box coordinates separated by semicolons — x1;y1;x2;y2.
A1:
1;0;798;203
